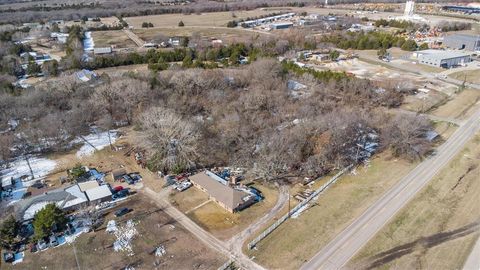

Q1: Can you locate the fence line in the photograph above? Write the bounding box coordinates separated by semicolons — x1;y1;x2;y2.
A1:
217;259;234;270
247;165;353;250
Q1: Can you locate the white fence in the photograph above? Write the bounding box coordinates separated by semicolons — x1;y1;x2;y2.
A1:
247;165;353;250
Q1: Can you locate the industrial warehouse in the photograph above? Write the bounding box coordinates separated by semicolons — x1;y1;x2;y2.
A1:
412;49;472;68
443;33;480;52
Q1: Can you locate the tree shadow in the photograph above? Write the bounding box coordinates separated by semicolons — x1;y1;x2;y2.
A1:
364;219;480;269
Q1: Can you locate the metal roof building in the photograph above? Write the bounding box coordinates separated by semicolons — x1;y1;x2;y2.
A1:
412;49;472;68
443;33;480;52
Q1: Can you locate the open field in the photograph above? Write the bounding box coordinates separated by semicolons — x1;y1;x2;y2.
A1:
401;89;449;113
133;27;264;43
449;69;480;84
245;152;417;270
124;9;284;28
171;182;279;240
350;133;480;270
91;30;137;48
431;88;480;120
3;196;224;269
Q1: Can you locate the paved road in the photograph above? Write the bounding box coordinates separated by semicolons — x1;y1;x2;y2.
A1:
463;236;480;270
301;106;480;270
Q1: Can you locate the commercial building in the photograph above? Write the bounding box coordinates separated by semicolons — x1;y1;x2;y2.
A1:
189;171;255;213
443;33;480;52
412;49;472;68
271;22;294;30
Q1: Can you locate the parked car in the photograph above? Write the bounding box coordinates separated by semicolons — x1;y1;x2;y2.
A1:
114;207;131;217
113;186;124;192
29;243;38;253
112;189;129;200
176;181;192;192
128;173;142;182
37;239;47;250
49;235;58;247
3;252;14;263
122;175;134;185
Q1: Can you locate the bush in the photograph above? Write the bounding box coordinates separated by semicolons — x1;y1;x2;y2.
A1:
178;21;185;27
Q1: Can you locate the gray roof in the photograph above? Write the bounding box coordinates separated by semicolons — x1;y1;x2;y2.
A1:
445;33;480;42
415;49;471;60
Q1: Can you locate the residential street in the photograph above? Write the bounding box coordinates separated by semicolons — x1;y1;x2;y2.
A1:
300;105;480;270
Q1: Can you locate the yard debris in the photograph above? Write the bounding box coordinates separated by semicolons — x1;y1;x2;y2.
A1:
154;245;166;257
106;220;118;233
113;220;138;256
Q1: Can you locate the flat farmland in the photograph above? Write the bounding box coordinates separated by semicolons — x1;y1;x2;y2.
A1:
133;27;265;43
91;30;137;48
124;9;287;28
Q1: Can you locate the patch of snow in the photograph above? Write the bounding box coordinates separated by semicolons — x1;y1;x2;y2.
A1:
1;156;57;205
75;130;118;158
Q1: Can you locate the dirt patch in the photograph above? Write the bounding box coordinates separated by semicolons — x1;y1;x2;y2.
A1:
449;69;480;84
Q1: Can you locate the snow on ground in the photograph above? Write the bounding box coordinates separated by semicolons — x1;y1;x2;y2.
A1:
75;130;118;158
1;156;57;205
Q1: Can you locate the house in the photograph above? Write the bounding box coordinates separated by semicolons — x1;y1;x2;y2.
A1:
85;185;112;204
15;185;88;221
189;171;255;213
412;49;472;68
93;47;112;55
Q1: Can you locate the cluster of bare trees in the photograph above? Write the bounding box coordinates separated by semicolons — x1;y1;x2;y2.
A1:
0;58;434;181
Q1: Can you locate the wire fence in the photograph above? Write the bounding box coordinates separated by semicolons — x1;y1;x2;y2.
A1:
247;165;353;250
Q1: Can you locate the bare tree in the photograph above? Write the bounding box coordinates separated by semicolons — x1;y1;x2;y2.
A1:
138;107;200;173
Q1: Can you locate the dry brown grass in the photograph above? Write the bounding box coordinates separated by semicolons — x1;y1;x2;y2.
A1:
91;30;137;48
350;134;480;270
431;88;480;120
133;27;263;44
449;69;480;84
245;152;417;270
124;9;283;28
